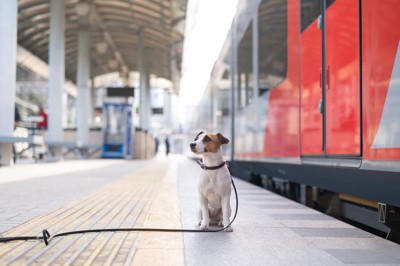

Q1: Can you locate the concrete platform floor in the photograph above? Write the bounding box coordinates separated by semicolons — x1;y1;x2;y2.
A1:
1;156;400;265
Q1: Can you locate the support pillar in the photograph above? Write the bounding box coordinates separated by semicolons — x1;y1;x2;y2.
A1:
76;27;91;147
230;17;238;161
145;67;151;131
212;89;218;132
47;0;65;160
90;78;96;126
122;71;130;87
139;29;150;131
251;12;260;152
252;12;259;103
164;90;172;129
0;1;18;165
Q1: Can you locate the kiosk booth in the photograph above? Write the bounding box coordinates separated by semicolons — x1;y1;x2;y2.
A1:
101;87;134;158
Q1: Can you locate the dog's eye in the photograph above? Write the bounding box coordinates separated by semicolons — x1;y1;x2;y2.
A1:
202;135;211;142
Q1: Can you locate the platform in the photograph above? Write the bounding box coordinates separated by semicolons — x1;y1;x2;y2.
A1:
1;156;400;265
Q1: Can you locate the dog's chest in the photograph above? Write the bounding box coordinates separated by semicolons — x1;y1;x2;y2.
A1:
199;171;222;195
200;175;222;206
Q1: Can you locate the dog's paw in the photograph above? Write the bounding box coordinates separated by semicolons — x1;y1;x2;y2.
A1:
224;226;233;232
200;223;209;230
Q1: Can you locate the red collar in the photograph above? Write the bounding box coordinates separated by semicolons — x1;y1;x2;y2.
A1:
197;160;226;170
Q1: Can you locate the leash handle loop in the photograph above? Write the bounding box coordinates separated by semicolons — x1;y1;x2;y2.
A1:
42;229;50;246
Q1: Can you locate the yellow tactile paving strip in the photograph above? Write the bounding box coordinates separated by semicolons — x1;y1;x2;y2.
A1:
0;160;184;265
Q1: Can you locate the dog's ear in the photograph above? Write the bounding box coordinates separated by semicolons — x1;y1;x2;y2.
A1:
217;133;229;145
194;131;205;141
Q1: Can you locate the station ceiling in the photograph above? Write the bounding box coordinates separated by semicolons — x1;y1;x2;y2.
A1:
17;0;187;93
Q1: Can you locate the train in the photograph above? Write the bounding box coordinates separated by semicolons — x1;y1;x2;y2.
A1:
194;0;400;242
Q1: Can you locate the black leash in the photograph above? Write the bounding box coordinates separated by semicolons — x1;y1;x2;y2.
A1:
0;178;238;246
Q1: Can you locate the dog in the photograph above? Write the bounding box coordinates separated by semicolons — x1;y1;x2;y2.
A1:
190;131;233;232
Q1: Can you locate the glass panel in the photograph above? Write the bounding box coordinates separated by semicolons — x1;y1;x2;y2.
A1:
258;0;287;95
104;104;125;144
301;0;335;32
238;22;253;109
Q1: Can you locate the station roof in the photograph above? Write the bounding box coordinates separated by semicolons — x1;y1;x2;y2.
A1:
17;0;187;92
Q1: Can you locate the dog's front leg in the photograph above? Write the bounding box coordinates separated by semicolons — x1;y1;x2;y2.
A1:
199;195;210;230
221;196;233;232
197;208;202;226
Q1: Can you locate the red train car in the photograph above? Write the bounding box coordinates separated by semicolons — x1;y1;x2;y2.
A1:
200;0;400;240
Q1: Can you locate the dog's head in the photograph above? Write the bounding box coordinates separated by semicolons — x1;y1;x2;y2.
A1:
189;131;229;154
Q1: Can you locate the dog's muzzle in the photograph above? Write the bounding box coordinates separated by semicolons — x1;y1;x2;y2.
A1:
190;142;196;151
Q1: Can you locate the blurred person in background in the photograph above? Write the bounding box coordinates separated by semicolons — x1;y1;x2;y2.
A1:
13;106;21;163
165;137;170;156
37;106;48;130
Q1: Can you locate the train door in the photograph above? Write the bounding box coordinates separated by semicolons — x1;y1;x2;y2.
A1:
102;103;133;158
325;0;360;155
300;0;360;156
300;0;324;155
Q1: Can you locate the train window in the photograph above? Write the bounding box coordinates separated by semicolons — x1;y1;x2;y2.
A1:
301;0;335;32
238;21;253;109
258;0;288;96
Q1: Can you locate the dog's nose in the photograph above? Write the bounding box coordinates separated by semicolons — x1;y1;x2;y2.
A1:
190;143;196;149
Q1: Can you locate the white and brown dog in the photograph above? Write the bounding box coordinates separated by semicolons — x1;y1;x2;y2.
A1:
190;131;233;232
